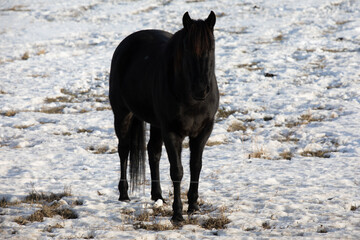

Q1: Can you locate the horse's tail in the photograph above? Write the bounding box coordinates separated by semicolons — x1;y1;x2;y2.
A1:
129;117;146;192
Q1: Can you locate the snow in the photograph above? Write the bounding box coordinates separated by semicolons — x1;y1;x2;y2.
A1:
1;0;360;239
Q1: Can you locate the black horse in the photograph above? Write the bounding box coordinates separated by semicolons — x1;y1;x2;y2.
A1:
109;11;219;222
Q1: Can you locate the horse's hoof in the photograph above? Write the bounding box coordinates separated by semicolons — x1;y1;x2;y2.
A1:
119;196;130;202
151;195;166;203
171;214;185;224
187;204;200;214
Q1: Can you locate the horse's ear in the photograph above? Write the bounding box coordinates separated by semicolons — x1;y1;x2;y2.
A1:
205;11;216;30
183;12;193;29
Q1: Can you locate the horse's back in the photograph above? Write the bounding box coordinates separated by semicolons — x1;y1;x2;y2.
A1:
110;29;172;81
109;30;172;123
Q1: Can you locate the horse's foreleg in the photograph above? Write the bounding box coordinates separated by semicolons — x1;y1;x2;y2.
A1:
147;126;164;201
188;121;214;214
163;131;184;222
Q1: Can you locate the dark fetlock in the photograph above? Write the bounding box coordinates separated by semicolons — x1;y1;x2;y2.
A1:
187;203;200;214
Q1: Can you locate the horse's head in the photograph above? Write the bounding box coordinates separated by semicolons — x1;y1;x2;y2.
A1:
180;11;216;101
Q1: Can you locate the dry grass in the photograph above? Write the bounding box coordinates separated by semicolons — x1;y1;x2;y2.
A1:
286;112;325;128
248;147;271;160
1;110;17;117
279;151;293;160
16;204;78;224
273;34;284;42
39;106;66;114
122;192;229;231
237;62;263;71
13;124;35;129
202;214;231;230
87;145;117;154
45;96;73;103
21;52;30;60
44;223;64;233
36;49;46;55
96;106;111;111
227;121;247;132
262;221;272;230
24;187;72;204
1;5;30;12
350;205;359;211
301;150;332;158
77;128;94;134
216;107;237;122
0;197;21;208
11;187;78;225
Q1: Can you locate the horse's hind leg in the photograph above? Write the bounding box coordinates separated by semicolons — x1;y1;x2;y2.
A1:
114;110;133;201
147;125;164;201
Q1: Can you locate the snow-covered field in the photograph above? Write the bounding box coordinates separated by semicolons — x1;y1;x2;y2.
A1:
1;0;360;239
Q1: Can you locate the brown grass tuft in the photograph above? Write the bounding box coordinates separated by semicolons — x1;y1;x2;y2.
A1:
25;188;71;204
301;150;332;158
216;107;237;121
21;52;30;60
1;110;17;117
248;147;271;160
87;145;117;154
202;215;230;230
262;221;272;229
45;96;73;103
39;106;66;114
237;62;263;71
206;140;226;147
134;222;175;231
227;121;247;132
273;34;284;42
1;5;30;12
279;151;293;160
14;216;29;225
77;128;94;134
350;205;359;211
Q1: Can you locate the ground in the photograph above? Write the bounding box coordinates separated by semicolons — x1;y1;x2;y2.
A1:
1;0;360;239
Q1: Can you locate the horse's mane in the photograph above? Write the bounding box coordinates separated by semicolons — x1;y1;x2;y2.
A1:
186;20;214;56
169;20;214;73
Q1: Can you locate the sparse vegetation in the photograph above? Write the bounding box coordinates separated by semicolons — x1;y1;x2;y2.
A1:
1;110;17;117
206;139;226;147
0;5;30;12
248;146;271;160
120;192;229;231
350;205;359;211
237;62;263;71
21;52;30;60
202;214;231;230
87;145;117;154
77;128;94;134
10;187;79;225
39;106;66;114
227;121;247;132
273;34;284;42
279;151;293;160
285;111;326;128
216;107;237;122
262;221;272;230
301;150;332;158
24;187;72;204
